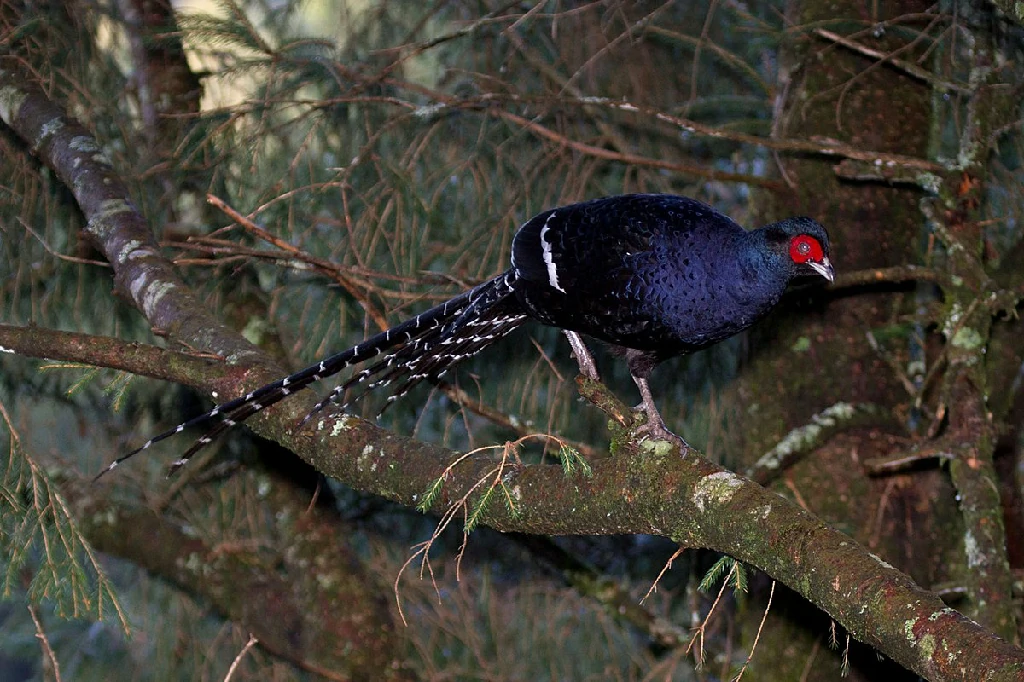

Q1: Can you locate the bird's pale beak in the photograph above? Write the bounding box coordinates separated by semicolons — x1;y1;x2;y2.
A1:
809;257;834;282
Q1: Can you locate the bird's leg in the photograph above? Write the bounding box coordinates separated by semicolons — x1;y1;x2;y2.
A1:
622;348;689;451
630;374;689;450
563;330;599;380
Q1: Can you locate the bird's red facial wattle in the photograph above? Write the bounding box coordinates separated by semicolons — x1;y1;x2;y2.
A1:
789;234;834;282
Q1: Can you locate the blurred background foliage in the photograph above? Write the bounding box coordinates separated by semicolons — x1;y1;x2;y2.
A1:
1;0;1022;679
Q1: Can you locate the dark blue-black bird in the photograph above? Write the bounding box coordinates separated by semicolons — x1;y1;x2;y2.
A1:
103;194;833;474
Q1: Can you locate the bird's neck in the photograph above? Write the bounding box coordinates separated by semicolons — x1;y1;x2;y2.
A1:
733;228;791;302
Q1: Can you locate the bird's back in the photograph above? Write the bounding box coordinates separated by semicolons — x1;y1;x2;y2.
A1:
510;194;768;357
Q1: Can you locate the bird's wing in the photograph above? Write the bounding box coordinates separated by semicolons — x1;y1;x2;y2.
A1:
511;197;653;295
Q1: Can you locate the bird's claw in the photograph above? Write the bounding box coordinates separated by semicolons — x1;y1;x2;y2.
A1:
632;410;690;453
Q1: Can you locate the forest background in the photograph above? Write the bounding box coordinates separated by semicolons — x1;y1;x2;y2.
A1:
2;0;1024;680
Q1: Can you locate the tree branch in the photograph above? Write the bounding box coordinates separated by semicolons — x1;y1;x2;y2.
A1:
4;321;1024;678
67;472;408;680
3;58;1023;681
0;324;227;387
269;409;1024;680
812;28;971;95
0;64;260;367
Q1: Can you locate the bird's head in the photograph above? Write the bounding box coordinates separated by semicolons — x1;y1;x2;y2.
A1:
759;217;834;283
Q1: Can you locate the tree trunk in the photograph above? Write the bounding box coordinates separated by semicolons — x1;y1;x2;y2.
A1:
725;0;1022;677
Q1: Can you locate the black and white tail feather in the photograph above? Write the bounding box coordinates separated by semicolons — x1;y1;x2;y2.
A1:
100;271;524;478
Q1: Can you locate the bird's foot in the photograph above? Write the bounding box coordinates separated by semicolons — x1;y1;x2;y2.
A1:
629;373;690;454
632;410;691;454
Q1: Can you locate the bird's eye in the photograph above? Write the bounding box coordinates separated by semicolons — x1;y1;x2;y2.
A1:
789;235;824;264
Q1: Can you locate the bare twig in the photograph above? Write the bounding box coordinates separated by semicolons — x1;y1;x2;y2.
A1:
207;194;391;331
831;264;951;289
813;28;970;94
394;439;522;625
223;634;258;682
734;580;775;681
863;445;953;475
172;239;458;302
492;109;786;188
27;605;62;682
642;546;685;604
18;218;110;267
686;562;738;666
435;380;599;459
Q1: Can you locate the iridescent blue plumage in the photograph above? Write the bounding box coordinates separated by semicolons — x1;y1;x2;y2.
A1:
512;194;831;356
509;194;832;441
106;193;832;473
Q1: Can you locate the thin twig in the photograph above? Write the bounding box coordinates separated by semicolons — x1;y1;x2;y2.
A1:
832;264;950;289
686;561;738;663
492;109;785;188
863;444;954;475
18;218;110;267
207;194;391;331
173;240;458;302
435;380;599;459
223;634;258;682
28;604;63;682
734;580;775;680
371;0;524;82
813;28;970;94
642;546;684;604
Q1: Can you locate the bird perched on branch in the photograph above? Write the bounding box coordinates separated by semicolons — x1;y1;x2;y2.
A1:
103;193;833;475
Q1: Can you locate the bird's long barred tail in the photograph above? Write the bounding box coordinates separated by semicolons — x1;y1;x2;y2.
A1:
100;271;523;478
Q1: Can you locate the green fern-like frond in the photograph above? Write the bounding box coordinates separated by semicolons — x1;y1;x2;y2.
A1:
465;483;495;533
499;481;521;520
417;476;445;513
58;364;100;398
730;561;749;593
179;0;274;55
104;372;136;413
697;555;748;595
699;555;735;593
38;363;135;413
0;423;128;632
558;444;591;478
